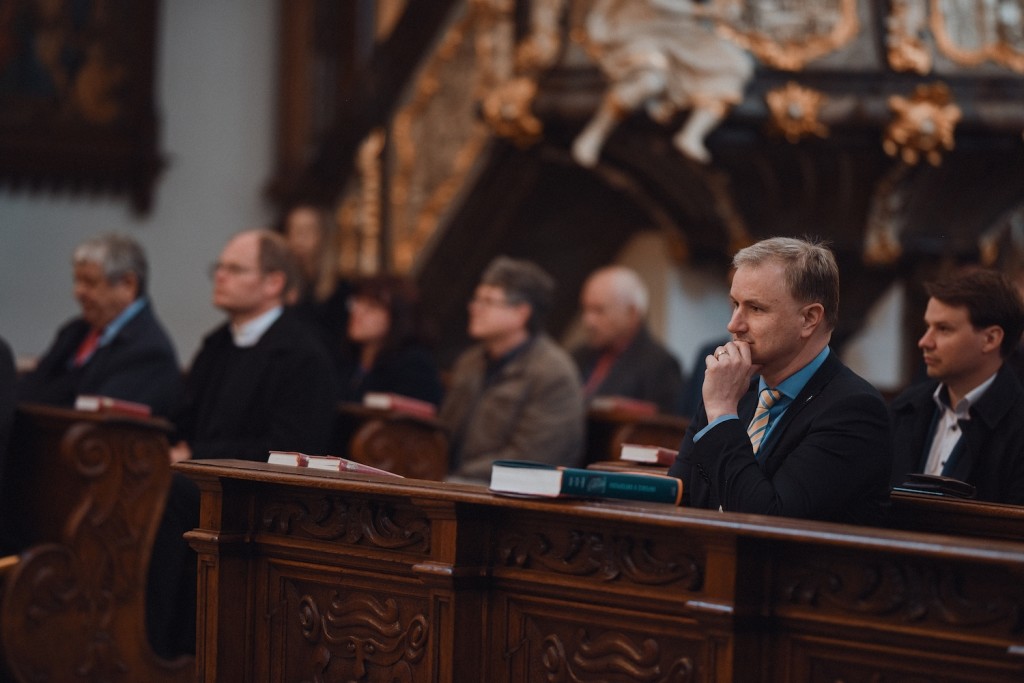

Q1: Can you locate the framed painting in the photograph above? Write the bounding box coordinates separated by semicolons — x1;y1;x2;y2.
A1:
0;0;163;214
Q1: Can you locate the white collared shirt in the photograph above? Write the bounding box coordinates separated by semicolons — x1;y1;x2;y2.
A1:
230;306;283;348
923;372;997;475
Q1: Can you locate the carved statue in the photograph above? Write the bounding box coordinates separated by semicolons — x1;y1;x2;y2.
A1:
572;0;753;166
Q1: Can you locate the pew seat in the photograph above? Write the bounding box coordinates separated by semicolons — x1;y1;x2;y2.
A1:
585;406;689;464
335;403;449;480
0;403;194;683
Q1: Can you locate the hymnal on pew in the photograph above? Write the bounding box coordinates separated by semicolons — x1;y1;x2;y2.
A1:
74;394;152;418
619;443;679;467
362;392;437;419
489;460;682;505
267;451;402;477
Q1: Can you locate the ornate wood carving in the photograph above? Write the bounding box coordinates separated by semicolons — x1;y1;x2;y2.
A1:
778;553;1024;635
538;629;694;682
286;582;430;683
0;407;191;682
497;526;703;590
261;493;431;553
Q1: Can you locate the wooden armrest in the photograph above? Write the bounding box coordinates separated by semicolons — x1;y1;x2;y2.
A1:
0;554;17;578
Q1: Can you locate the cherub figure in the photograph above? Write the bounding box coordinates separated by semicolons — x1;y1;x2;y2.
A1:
573;0;753;166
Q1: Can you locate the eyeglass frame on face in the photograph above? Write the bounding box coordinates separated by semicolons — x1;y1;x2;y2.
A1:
468;293;523;309
208;261;261;279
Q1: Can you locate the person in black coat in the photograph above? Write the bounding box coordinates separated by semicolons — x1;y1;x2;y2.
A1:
668;237;891;526
572;265;685;414
17;233;181;417
889;269;1024;505
338;274;442;406
154;230;338;660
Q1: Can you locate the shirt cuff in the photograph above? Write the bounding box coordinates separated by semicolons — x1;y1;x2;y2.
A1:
694;414;738;442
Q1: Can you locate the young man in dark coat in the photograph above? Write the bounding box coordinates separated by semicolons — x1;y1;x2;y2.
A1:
889;269;1024;505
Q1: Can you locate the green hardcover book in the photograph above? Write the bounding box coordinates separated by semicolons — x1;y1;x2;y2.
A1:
489;460;682;505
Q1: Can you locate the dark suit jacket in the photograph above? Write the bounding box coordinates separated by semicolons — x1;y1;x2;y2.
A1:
889;364;1024;505
339;343;443;406
175;310;338;461
17;302;181;418
573;326;685;415
668;351;892;526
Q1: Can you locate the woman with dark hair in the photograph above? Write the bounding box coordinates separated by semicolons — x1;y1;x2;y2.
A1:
340;275;443;406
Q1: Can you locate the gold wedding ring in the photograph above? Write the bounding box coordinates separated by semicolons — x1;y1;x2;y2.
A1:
715;349;728;360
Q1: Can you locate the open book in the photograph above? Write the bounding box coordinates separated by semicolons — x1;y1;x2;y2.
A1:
267;451;402;478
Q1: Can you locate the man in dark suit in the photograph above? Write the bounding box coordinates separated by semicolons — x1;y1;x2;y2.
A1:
572;265;685;414
171;229;338;463
156;229;338;659
889;269;1024;505
667;237;891;525
17;233;181;417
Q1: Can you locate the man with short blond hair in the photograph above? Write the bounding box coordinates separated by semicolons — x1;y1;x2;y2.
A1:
668;237;891;525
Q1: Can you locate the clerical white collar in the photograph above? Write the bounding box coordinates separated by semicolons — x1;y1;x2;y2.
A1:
231;306;283;347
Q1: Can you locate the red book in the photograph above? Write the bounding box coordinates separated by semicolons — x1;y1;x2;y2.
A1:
588;395;658;417
619;443;679;467
74;394;152;418
267;451;402;478
362;392;437;420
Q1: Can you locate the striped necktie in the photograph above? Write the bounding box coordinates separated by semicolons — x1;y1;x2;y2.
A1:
747;388;782;455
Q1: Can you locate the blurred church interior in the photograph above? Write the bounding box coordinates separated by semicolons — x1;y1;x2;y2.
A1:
3;0;1024;394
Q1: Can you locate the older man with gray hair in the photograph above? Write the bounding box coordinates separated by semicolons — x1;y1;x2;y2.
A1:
572;265;685;414
18;233;181;417
440;255;585;481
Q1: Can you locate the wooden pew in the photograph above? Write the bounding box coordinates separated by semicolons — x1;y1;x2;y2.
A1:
334;403;449;480
890;490;1024;542
0;403;194;683
177;459;1024;682
585;405;689;464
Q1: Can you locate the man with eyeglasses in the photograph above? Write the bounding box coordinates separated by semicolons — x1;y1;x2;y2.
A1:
439;256;584;481
171;229;338;464
155;230;338;659
17;233;182;417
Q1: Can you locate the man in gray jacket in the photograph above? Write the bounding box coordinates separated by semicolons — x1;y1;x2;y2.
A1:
440;256;584;481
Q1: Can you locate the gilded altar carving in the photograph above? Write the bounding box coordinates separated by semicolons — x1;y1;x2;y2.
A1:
261;494;431;553
931;0;1024;73
886;0;934;73
571;0;754;165
883;82;961;166
765;82;829;142
497;527;703;590
711;0;860;71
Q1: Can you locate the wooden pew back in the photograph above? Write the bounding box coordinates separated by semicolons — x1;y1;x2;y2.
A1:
0;403;194;683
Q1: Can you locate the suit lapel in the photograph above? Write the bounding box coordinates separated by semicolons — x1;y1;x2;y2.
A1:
757;354;840;462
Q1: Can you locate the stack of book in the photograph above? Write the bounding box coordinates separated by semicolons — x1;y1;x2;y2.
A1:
488;459;682;505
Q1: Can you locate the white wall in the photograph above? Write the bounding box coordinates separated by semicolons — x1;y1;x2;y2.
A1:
0;0;277;365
